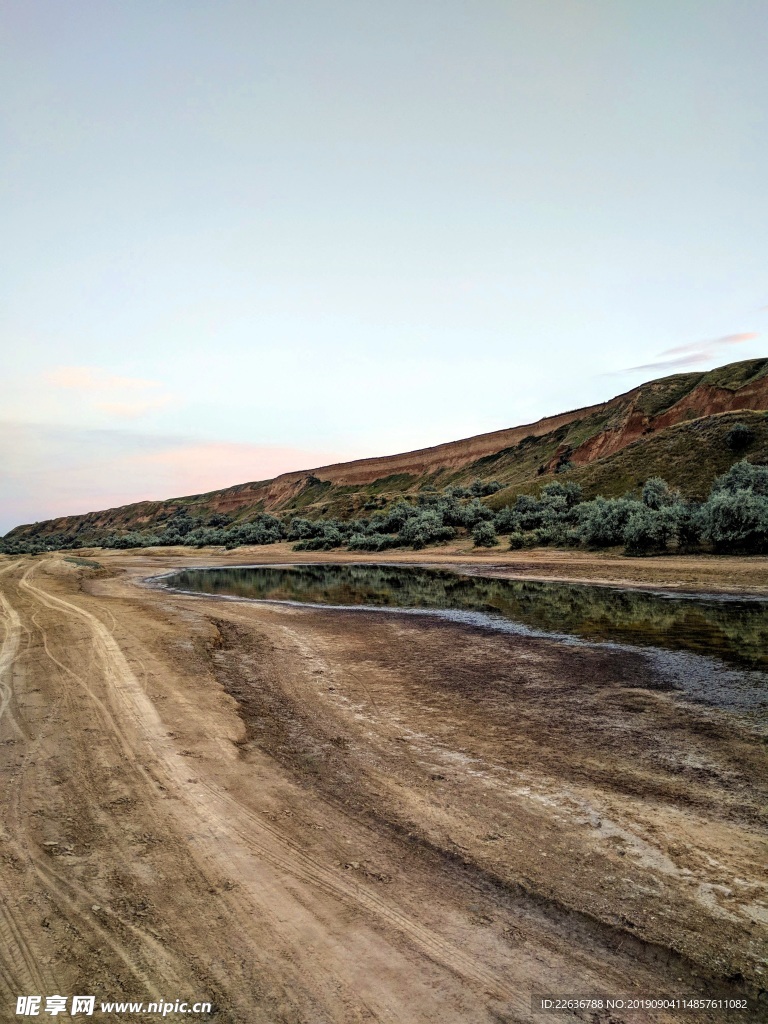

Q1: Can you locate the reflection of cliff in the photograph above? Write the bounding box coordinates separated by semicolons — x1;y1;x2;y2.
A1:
8;358;768;541
169;565;768;670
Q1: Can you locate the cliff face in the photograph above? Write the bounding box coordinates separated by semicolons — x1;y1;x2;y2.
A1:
7;358;768;541
571;373;768;467
300;408;600;484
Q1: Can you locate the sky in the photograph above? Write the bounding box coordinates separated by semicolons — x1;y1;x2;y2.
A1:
1;0;767;533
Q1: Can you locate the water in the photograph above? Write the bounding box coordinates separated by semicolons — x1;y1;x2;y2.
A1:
161;563;768;677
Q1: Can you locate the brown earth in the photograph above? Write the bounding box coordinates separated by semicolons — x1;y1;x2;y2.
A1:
569;378;768;468
0;548;766;1024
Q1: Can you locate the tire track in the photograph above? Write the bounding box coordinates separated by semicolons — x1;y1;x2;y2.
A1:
2;565;187;1005
11;569;193;1000
29;854;175;1002
0;563;60;999
16;565;393;1021
0;572;25;738
196;776;520;1005
20;563;522;1013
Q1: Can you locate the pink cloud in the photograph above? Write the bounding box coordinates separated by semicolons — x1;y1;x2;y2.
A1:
94;397;174;418
41;365;175;419
131;440;331;495
614;353;714;374
0;424;347;532
660;332;757;357
611;331;760;376
45;366;162;391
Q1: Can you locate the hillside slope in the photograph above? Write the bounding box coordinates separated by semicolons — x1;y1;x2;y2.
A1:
7;358;768;543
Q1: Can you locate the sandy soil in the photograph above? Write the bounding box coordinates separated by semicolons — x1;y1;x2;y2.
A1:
0;548;766;1023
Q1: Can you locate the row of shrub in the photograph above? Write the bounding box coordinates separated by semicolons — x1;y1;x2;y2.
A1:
496;463;768;554
3;463;768;556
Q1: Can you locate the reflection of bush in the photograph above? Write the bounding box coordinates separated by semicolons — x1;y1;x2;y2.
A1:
166;564;768;669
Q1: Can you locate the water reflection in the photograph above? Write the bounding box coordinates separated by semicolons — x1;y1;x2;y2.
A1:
163;563;768;672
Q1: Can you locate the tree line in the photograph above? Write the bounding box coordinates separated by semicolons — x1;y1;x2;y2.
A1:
3;461;768;557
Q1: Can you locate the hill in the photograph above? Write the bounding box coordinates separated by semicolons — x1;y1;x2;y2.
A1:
6;357;768;546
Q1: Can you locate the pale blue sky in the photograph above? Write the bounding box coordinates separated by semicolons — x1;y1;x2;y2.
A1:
1;1;766;532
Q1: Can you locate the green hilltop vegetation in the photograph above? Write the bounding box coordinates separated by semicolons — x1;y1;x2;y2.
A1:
4;359;768;557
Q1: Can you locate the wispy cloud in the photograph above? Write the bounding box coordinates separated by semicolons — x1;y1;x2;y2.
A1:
619;353;716;374
659;332;757;358
610;332;759;376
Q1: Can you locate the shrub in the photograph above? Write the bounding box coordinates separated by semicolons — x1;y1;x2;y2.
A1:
675;502;703;550
577;497;638;547
458;499;495;529
532;523;570;547
469;479;502;497
186;527;227;548
493;506;519;534
348;532;398;551
373;501;418;533
623;506;678;554
726;422;755;452
399;512;455;549
287;517;319;540
698;490;768;553
641;477;679;510
206;512;233;528
167;513;199;537
224;514;286;547
712;460;768;497
508;531;526;550
293;535;341;551
511;494;542;531
472;522;498;547
111;532;151;549
541;481;583;508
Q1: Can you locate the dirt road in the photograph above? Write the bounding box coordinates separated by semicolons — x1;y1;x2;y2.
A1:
0;550;766;1023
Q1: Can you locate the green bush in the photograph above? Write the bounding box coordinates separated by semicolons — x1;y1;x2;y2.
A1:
371;501;418;533
623;506;679;555
472;522;498;547
493;506;519;534
459;499;495;529
293;535;341;551
399;512;455;549
577;497;638;547
541;481;583;507
641;477;679;510
9;462;768;559
469;479;502;497
711;460;768;496
698;490;768;553
348;532;399;551
726;422;755;452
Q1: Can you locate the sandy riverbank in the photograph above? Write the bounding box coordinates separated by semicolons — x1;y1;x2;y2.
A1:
0;549;765;1022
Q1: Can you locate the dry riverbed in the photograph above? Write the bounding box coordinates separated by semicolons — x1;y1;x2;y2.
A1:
0;546;766;1023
